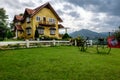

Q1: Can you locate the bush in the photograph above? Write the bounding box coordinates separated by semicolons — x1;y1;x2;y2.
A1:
114;26;120;41
39;35;57;40
0;37;4;41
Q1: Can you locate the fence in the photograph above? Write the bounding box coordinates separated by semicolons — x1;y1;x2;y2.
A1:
0;40;70;48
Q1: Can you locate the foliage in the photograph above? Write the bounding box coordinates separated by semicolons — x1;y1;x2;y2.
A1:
9;22;14;30
0;46;120;80
6;29;14;39
34;29;39;40
70;36;84;46
39;35;57;40
0;8;8;22
114;26;120;41
62;33;71;40
0;8;8;40
19;13;24;16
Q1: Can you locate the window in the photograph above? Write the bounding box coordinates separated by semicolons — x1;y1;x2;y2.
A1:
26;27;32;35
36;16;40;22
49;18;55;24
26;17;30;23
50;28;56;35
38;29;44;35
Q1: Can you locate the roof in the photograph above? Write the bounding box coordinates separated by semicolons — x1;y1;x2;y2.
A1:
26;8;35;15
58;24;64;29
15;25;23;31
13;15;23;21
14;2;63;22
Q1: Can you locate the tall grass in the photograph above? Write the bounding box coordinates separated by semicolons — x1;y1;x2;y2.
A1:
0;46;120;80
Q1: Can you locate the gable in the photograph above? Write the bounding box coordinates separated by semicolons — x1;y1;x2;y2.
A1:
34;7;58;20
31;2;63;22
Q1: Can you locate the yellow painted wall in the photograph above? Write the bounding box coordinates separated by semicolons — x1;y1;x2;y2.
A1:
17;31;24;38
32;8;59;39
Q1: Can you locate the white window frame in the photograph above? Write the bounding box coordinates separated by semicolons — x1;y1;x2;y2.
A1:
36;16;40;22
49;18;55;24
50;29;56;35
26;17;30;22
38;29;44;35
26;27;32;35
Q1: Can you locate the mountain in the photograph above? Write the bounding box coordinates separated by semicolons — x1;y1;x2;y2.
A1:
70;29;109;39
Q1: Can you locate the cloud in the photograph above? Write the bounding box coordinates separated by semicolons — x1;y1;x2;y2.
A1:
63;4;73;11
68;11;80;18
0;0;120;33
66;0;120;16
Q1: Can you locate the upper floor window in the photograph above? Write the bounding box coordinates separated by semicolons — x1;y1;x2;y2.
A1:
26;17;30;23
49;18;55;24
36;16;40;22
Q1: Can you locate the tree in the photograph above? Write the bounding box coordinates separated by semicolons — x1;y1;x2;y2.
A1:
0;8;8;40
114;26;120;41
19;13;24;16
6;28;14;39
34;29;39;40
62;33;71;40
9;22;14;30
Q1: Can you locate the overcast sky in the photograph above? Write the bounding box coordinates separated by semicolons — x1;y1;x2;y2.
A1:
0;0;120;33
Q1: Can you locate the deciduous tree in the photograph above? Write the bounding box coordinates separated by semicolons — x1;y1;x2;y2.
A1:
0;8;8;40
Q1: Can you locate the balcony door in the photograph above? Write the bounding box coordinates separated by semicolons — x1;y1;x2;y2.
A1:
43;17;46;24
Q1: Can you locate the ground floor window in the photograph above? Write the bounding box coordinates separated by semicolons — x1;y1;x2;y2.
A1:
38;29;44;35
50;28;56;35
26;28;31;35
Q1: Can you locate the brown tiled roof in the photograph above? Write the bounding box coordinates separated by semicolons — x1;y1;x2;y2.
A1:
13;15;23;21
58;24;64;29
25;8;35;15
16;25;23;31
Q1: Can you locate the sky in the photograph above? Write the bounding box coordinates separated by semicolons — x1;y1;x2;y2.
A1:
0;0;120;33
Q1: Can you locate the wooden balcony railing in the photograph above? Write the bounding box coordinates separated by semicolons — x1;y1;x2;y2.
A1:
39;21;55;26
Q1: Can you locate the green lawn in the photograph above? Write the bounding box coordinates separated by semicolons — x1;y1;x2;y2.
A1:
0;46;120;80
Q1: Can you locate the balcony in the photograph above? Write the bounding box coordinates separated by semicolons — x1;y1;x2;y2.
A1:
39;20;55;27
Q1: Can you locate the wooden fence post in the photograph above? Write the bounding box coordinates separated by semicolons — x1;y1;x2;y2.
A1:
26;39;29;48
75;40;77;46
53;39;56;46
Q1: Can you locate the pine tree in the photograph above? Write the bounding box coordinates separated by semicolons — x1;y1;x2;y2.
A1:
35;29;39;40
62;33;71;40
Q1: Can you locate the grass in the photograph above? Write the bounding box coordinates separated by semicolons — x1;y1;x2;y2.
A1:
0;46;120;80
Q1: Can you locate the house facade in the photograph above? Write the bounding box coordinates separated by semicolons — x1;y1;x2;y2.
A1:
13;2;64;39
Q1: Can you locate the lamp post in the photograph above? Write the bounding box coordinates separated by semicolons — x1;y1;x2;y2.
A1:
64;27;69;33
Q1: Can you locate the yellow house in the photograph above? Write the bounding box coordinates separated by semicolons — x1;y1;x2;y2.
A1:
13;2;64;40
